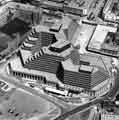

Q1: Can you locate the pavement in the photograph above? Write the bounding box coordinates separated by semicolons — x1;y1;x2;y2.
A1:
54;98;103;120
0;63;74;116
54;68;119;120
106;69;119;99
0;62;119;120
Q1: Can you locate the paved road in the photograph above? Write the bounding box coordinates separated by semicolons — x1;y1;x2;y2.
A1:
0;63;77;115
54;98;104;120
106;69;119;99
1;64;119;120
55;68;119;120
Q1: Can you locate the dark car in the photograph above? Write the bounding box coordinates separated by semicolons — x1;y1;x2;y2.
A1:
0;81;6;88
28;83;35;88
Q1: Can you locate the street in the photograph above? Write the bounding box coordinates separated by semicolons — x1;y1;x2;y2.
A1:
0;63;119;120
0;64;72;116
54;68;119;120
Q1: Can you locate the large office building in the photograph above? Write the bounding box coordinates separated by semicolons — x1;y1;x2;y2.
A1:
7;16;112;100
63;0;93;16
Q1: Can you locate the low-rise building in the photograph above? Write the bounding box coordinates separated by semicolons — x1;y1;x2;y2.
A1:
87;24;119;57
63;0;94;16
101;113;119;120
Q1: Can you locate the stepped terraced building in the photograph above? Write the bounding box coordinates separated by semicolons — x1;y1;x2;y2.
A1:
7;16;114;100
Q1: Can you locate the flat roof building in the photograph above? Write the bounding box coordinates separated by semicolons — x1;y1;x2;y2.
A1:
56;58;109;90
63;0;94;16
87;24;119;57
41;0;63;10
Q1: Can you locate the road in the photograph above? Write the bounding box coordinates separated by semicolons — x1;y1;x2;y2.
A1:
106;69;119;99
54;68;119;120
1;64;119;120
0;70;72;116
54;98;104;120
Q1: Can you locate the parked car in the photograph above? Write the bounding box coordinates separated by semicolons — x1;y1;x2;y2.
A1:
0;81;6;88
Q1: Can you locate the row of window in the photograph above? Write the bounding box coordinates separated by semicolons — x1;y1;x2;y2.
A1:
9;68;95;97
10;70;59;88
11;70;46;82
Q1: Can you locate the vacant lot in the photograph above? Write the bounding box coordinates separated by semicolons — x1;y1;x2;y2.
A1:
0;88;60;120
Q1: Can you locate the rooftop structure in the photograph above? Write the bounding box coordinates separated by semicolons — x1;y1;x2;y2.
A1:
48;40;71;54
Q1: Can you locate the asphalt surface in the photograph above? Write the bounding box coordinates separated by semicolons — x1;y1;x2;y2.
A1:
1;64;119;120
106;69;119;99
55;99;103;120
0;72;67;115
54;68;119;120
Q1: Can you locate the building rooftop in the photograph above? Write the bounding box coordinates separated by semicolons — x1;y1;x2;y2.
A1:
62;58;80;72
88;25;117;49
74;22;96;54
41;0;63;10
50;40;70;49
64;0;94;15
87;24;119;57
